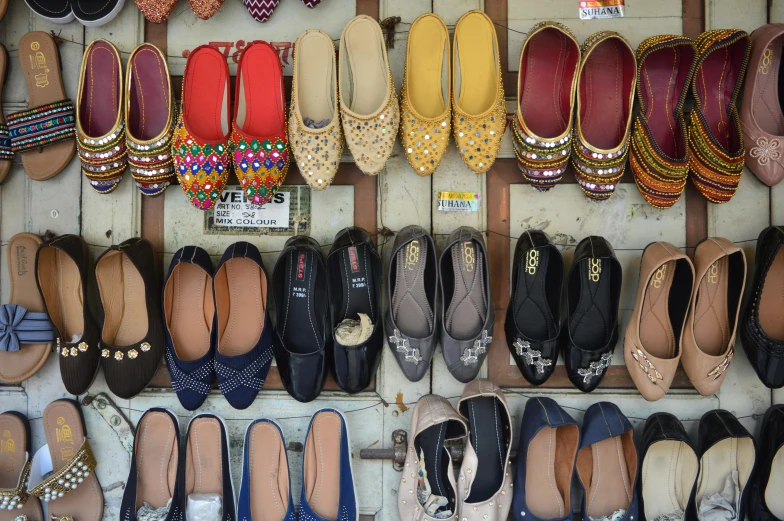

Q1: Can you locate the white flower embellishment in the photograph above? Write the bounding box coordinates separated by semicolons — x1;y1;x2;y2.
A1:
750;137;781;166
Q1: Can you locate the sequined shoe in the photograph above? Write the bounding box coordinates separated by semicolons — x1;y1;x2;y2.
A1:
573;31;636;201
173;45;231;211
76;39;126;194
452;10;505;174
631;35;696;208
187;0;222;19
289;30;342;189
689;29;751;203
135;0;177;23
232;41;288;206
126;43;176;197
513;21;579;190
338;15;399;176
400;13;450;176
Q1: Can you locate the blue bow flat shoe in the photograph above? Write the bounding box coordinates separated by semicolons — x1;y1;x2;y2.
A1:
513;397;579;521
300;408;357;521
576;402;638;521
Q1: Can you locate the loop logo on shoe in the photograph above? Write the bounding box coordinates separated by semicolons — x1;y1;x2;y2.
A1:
406;241;420;271
526;249;539;275
708;261;719;283
462;242;475;272
588;258;602;282
652;264;667;288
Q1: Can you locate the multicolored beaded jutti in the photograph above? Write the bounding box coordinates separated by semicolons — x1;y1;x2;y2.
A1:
232;128;288;206
172;121;230;211
572;31;637;201
688;29;751;203
630;35;696;209
513;21;579;191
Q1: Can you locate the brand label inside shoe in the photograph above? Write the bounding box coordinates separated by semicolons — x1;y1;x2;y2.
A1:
652;264;667;288
297;253;307;280
28;41;50;88
15;245;28;276
406;241;420;271
708;261;719;283
55;417;75;461
578;0;625;20
526;249;539;275
0;431;16;472
348;246;360;273
588;258;602;282
437;192;480;212
462;242;475;272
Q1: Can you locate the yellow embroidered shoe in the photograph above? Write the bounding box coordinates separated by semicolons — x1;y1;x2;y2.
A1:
339;15;400;176
400;13;450;176
289;29;343;190
452;10;506;174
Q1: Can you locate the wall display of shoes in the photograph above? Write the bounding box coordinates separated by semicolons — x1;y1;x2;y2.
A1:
1;1;784;521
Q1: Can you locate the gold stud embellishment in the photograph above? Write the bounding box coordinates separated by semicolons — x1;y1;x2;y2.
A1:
101;349;110;358
140;342;151;352
69;347;78;357
78;342;88;352
128;349;138;360
61;347;69;357
114;351;123;361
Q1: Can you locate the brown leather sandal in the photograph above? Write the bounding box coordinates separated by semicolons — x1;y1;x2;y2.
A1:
28;400;103;521
0;412;42;521
8;32;76;182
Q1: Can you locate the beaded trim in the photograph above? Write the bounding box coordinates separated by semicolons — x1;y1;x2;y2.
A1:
0;124;12;161
7;101;76;153
0;457;31;510
513;21;579;191
232;127;289;206
78;122;127;195
28;441;96;501
128;124;176;197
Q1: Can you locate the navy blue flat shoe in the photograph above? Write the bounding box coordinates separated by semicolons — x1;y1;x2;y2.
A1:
184;413;235;521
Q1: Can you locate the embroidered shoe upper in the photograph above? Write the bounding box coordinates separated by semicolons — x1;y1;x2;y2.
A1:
172;114;230;211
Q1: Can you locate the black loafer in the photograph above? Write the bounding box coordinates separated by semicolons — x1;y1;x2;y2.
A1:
326;227;383;393
72;0;124;26
505;230;563;385
23;0;73;23
741;226;784;389
749;405;784;521
561;236;622;392
272;235;329;402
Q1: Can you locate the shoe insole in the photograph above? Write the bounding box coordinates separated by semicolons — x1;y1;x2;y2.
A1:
183;46;229;141
303;411;342;520
445;241;486;341
407;15;448;119
2;234;50;382
513;247;557;340
280;250;323;354
766;443;784;519
342;17;387;115
0;414;42;521
580;39;629;149
185;418;224;497
520;29;574;138
570;258;613;351
526;427;567;519
44;401;103;521
215;258;267;357
79;41;120;138
135;411;177;510
585;437;632;518
296;31;335;123
696;437;755;504
391;239;433;339
759;247;784;341
37;245;85;342
236;43;284;137
640;260;676;359
455;13;496;115
695;39;746;150
642;440;698;521
128;45;170;141
641;47;688;158
18;32;76;181
338;244;376;323
693;257;730;355
416;423;455;505
465;397;505;503
753;37;784;136
164;262;214;362
248;423;290;521
96;251;147;346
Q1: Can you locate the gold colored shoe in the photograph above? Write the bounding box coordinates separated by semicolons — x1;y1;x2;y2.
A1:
452;10;505;174
339;15;400;176
400;13;450;176
289;30;343;190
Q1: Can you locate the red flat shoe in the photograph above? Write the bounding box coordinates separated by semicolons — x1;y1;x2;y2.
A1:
232;41;288;207
173;45;231;211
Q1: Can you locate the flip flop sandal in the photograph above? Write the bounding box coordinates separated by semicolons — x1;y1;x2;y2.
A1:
0;233;55;384
0;45;12;184
28;399;103;521
0;411;43;521
8;32;76;182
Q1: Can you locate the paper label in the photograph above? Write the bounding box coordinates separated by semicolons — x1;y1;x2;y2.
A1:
437;192;480;212
204;185;311;236
579;0;625;19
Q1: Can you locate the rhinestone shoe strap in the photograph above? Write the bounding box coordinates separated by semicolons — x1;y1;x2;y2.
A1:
0;456;31;510
28;441;96;502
